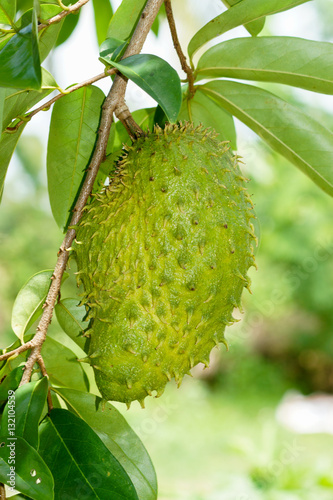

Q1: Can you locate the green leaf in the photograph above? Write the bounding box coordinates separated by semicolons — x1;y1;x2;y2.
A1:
55;9;80;48
55;299;88;351
41;336;88;391
0;367;24;407
178;86;237;149
0;88;5;130
188;0;311;59
54;388;158;500
1;378;48;449
99;37;128;63
107;0;146;41
93;0;113;46
196;37;333;95
220;0;265;36
103;54;181;122
11;270;54;342
47;85;105;231
0;127;26;201
39;408;139;500
0;435;54;500
39;4;64;61
0;5;41;89
0;0;16;26
200;80;333;196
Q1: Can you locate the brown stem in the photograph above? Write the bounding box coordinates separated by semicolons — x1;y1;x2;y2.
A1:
36;356;53;411
115;102;145;140
16;0;165;386
0;483;6;500
4;68;117;133
38;0;90;31
0;341;34;363
164;0;195;97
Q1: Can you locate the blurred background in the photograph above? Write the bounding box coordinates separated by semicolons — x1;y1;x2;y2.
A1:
1;1;333;498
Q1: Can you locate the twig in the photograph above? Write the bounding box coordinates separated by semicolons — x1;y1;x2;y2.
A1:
4;68;117;133
164;0;195;97
115;102;145;140
0;483;6;500
15;0;165;386
36;356;53;411
38;0;90;31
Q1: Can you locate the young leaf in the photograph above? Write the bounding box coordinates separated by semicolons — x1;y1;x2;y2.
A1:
1;378;48;450
102;54;181;122
221;0;265;36
196;37;333;95
92;0;113;46
188;0;311;59
41;336;88;392
200;80;333;197
178;87;237;149
55;298;88;351
0;0;16;26
47;85;105;231
107;0;146;41
53;388;158;500
39;408;139;500
11;270;54;342
0;435;54;500
0;4;41;89
0;366;24;407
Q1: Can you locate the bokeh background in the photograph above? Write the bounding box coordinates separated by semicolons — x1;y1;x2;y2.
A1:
1;1;333;498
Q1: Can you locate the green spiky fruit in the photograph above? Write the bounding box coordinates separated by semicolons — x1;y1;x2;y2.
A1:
75;123;256;407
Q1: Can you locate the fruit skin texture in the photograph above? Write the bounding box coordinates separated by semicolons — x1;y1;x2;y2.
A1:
75;123;256;406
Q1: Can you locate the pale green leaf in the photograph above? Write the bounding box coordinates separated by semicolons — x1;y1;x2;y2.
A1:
0;0;16;26
47;85;105;231
188;0;311;59
221;0;265;36
196;37;333;94
107;0;146;41
200;80;333;196
93;0;113;46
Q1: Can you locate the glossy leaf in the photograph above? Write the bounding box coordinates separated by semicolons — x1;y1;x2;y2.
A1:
0;367;24;407
39;409;139;500
1;378;48;449
0;6;41;89
107;0;146;41
0;0;16;26
11;270;53;342
47;85;105;231
0;435;54;500
55;298;88;351
103;54;181;122
221;0;265;36
200;80;333;197
178;86;237;149
188;0;311;59
93;0;113;46
54;388;158;500
196;37;333;95
99;37;128;63
41;336;88;391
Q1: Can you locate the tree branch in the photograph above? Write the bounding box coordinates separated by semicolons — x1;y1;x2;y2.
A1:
0;483;6;500
38;0;90;31
14;0;165;386
4;68;117;133
164;0;195;97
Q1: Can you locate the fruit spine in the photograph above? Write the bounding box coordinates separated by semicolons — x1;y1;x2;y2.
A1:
74;123;256;407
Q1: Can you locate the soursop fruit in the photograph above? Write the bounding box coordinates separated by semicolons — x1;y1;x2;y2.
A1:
74;123;256;407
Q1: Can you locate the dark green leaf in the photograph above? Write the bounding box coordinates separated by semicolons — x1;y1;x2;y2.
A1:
0;0;16;26
99;37;128;63
54;388;158;500
103;54;181;122
11;270;53;342
107;0;146;41
178;86;237;149
0;367;24;407
41;336;88;391
0;435;54;500
39;408;139;500
1;378;48;449
188;0;311;59
200;80;333;196
47;85;105;231
0;6;41;89
55;299;88;351
93;0;113;46
196;37;333;95
220;0;265;36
